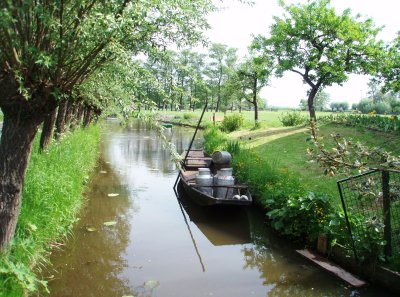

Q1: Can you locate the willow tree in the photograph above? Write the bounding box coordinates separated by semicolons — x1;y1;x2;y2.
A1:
253;0;383;121
0;0;215;249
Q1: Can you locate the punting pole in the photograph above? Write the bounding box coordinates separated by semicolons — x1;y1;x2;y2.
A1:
173;101;208;190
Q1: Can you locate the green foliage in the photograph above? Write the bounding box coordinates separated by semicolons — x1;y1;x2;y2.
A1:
327;210;387;263
203;127;228;154
252;0;383;119
355;98;391;114
232;149;333;241
330;102;349;112
0;127;100;296
224;140;242;157
267;192;333;241
279;111;306;126
183;112;195;120
319;113;400;133
220;113;244;132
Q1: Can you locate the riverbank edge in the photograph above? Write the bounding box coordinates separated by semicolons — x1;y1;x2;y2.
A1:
202;127;400;295
0;126;101;297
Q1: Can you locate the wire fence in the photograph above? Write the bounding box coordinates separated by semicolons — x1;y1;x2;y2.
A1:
338;169;400;262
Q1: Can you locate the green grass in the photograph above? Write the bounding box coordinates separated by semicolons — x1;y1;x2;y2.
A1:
227;123;400;203
154;109;337;129
0;126;100;297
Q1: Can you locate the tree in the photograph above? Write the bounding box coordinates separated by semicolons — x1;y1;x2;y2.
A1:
0;0;215;248
330;101;348;112
207;43;238;112
301;90;330;111
237;54;273;125
379;33;400;93
253;0;383;121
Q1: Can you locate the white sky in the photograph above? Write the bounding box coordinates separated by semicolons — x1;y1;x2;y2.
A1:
203;0;400;108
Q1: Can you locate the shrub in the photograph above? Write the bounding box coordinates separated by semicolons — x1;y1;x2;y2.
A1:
203;127;228;154
220;113;244;132
183;112;195;120
279;111;306;126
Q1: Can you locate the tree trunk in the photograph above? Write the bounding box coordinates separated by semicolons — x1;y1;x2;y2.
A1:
0;74;56;248
253;77;259;125
0;113;42;248
70;102;80;130
307;87;318;121
55;100;67;140
83;106;92;128
63;100;74;132
39;106;58;152
76;104;85;127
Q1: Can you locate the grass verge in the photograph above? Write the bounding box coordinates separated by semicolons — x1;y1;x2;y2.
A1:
0;126;100;297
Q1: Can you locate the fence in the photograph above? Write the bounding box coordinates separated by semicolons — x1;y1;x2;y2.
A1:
337;169;400;262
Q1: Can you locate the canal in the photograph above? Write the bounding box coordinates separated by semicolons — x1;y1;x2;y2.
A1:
46;120;393;297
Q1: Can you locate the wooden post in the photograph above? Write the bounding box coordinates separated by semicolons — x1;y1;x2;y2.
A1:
382;170;392;257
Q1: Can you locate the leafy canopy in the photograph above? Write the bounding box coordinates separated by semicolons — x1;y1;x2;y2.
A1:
253;0;383;90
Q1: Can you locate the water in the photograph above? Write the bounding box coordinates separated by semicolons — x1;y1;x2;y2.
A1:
45;120;394;297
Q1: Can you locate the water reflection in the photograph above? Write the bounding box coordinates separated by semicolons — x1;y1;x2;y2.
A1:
176;184;251;246
47;159;132;297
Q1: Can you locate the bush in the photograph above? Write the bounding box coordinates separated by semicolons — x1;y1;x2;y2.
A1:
203;127;228;154
220;113;244;132
183;112;195;120
279;111;307;126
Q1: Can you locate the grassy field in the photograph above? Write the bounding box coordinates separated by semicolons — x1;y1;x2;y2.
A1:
228;123;400;201
155;109;336;128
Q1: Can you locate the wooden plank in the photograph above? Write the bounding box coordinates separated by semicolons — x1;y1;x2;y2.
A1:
296;249;367;287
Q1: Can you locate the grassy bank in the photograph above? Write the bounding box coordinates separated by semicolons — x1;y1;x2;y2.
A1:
0;126;100;296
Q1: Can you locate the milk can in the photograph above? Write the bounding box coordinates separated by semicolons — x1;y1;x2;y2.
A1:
196;168;213;196
216;168;235;198
212;151;232;165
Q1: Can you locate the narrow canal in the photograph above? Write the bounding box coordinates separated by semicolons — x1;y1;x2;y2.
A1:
46;120;393;297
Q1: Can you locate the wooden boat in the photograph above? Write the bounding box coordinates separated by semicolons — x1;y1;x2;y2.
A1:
179;149;253;206
176;183;251;245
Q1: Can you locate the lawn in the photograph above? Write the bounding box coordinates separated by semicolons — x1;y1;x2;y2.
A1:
228;123;400;203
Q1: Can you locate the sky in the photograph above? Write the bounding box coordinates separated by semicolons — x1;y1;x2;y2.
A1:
202;0;400;108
